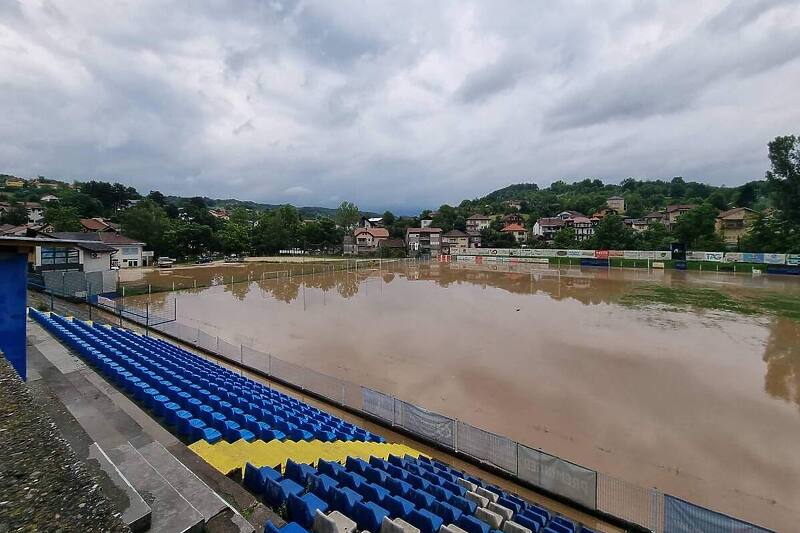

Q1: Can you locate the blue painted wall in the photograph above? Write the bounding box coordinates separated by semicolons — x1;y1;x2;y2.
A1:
0;253;27;380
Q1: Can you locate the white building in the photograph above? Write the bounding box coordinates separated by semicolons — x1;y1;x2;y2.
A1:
466;214;492;232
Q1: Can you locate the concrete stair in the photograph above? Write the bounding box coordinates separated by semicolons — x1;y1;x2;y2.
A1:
138;441;254;532
88;442;152;532
189;438;423;477
107;441;205;533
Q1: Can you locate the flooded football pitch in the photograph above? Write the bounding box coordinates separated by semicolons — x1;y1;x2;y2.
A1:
125;261;800;530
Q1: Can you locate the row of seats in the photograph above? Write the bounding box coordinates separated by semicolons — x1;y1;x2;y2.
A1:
29;310;384;446
253;453;595;533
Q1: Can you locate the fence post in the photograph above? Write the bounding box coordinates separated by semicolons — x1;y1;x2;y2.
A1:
145;303;149;337
240;344;244;375
148;284;151;295
172;281;175;291
216;336;220;353
86;281;92;321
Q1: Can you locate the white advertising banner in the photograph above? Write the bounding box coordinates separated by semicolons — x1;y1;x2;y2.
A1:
623;250;640;259
763;253;786;264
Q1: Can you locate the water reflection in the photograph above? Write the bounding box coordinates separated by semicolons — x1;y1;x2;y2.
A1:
763;318;800;409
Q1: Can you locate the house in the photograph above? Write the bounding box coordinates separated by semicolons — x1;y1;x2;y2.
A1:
30;178;61;189
716;207;758;247
503;200;523;211
48;232;146;268
466;230;482;248
40;194;59;203
354;227;389;254
466;214;492;232
591;207;618;220
208;208;230;221
606;196;625;213
80;218;117;232
643;211;666;225
501;213;524;225
532;217;567;242
377;238;406;256
664;204;696;228
406;227;442;256
556;210;584;220
572;217;597;242
0;224;29;237
624;218;650;232
3;177;25;188
441;229;469;252
25;202;44;224
359;216;385;229
420;219;433;228
501;223;528;243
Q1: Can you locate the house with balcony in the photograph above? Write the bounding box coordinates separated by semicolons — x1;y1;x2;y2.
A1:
441;229;469;253
716;207;758;247
572;217;598;242
532;217;567;243
664;204;696;229
466;214;492;232
406;227;442;256
354;227;389;254
501;223;528;243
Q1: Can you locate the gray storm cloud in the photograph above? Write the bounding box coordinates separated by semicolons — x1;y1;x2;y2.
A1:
1;0;799;213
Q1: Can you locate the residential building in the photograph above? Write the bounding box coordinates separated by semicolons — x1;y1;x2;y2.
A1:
3;177;25;188
25;202;44;224
377;238;406;255
441;229;469;253
532;217;567;242
664;204;696;228
643;211;666;226
420;219;433;228
40;194;59;203
572;217;597;242
354;227;389;254
80;218;117;233
556;210;584;220
716;207;758;247
503;200;523;211
624;218;650;232
501;223;528;243
406;227;442;256
501;213;524;225
208;208;230;221
606;196;625;213
591;207;618;220
466;230;482;248
466;214;491;232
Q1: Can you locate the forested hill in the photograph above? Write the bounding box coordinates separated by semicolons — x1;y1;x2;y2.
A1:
466;177;770;220
164;196;377;219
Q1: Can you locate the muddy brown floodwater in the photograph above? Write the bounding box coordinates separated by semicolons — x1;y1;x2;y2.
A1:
127;262;800;531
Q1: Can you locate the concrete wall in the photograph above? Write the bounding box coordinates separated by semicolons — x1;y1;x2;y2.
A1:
80;250;111;273
0;253;27;379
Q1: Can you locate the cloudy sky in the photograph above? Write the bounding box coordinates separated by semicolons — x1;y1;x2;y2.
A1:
2;1;799;213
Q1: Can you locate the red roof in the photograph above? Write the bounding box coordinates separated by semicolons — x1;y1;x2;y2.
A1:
98;233;144;245
501;223;526;232
354;227;389;238
79;218;112;231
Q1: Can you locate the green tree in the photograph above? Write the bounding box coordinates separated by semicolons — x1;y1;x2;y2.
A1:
672;204;725;249
165;221;214;258
335;201;360;230
624;193;646;218
119;199;172;256
639;222;672;250
58;189;103;218
217;221;251;255
766;135;800;222
43;206;82;231
253;205;301;254
552;227;577;249
588;214;634;250
382;210;396;226
735;182;758;208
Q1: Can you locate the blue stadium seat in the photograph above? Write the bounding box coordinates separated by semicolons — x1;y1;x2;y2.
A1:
288;492;328;529
406;508;443;533
353;500;390;532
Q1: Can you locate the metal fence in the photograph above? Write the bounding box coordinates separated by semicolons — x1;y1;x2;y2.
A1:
28;272;776;533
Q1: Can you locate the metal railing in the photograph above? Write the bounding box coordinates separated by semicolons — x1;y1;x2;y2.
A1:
125;309;774;533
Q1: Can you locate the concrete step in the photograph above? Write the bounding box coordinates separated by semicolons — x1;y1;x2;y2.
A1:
107;441;204;533
138;440;254;532
88;443;152;532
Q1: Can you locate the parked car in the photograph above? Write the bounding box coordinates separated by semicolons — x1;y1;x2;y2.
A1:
195;256;213;264
156;257;175;268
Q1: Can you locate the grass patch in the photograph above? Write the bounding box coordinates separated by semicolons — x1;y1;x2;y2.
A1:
621;285;800;320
